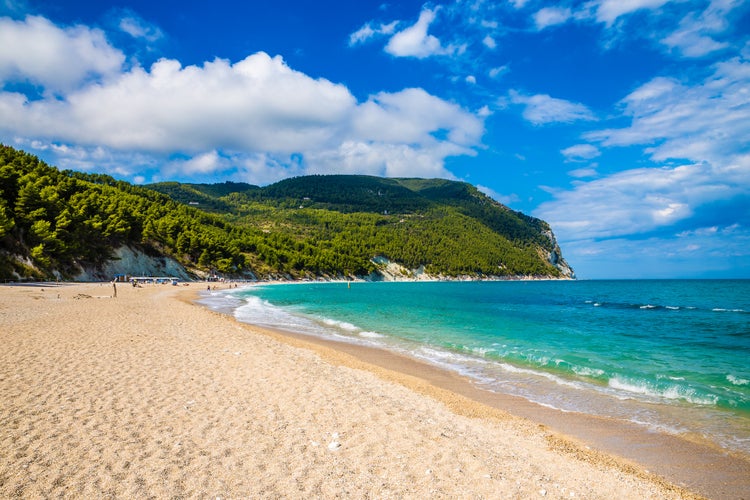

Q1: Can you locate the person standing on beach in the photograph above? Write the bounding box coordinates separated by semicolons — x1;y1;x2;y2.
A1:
112;281;117;298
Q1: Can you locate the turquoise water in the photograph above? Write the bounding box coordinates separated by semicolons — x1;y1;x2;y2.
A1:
202;280;750;455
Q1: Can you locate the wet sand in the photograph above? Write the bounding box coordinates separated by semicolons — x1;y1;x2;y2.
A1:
0;282;746;498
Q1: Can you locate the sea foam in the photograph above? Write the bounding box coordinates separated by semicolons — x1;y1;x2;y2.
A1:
727;374;750;386
608;377;719;406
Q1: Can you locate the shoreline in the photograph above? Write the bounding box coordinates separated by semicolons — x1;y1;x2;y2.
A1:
244;315;750;498
201;283;750;499
1;281;746;498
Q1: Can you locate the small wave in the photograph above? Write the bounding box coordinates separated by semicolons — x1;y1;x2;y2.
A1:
572;366;606;377
727;374;750;386
472;347;496;357
496;363;585;390
417;346;476;364
359;331;385;339
588;300;748;314
608;377;719;406
626;418;687;437
321;318;359;332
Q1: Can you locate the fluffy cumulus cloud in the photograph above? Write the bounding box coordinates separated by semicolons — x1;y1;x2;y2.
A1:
352;88;482;148
384;8;452;59
508;90;597;125
0;53;356;153
315;88;483;178
0;15;485;185
0;15;125;92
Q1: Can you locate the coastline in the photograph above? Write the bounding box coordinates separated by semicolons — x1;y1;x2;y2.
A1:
1;282;746;498
203;283;750;499
241;306;750;499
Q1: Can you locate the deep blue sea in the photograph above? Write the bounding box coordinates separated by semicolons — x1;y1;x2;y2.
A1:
201;280;750;455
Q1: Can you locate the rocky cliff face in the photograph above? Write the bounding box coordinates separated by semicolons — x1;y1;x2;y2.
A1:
543;230;575;279
73;246;193;281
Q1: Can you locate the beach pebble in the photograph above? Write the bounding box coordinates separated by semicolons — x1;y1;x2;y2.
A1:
328;441;341;450
539;489;547;496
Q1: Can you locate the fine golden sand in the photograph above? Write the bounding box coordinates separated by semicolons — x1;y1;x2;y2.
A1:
0;282;743;498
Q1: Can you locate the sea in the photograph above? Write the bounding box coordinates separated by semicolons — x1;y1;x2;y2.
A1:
200;279;750;456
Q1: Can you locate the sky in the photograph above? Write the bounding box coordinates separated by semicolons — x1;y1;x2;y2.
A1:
1;0;749;279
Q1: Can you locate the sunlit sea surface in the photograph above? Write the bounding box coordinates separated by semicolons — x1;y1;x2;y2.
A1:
200;279;750;455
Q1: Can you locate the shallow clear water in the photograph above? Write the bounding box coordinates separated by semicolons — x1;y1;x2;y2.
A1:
202;280;750;455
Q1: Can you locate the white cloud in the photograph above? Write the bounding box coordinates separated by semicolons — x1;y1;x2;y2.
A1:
385;8;452;58
169;150;224;175
533;7;573;30
118;12;164;43
660;0;742;57
348;20;398;46
351;88;483;149
586;58;750;170
567;167;598;178
488;65;509;78
537;56;750;244
508;90;597;125
535;163;719;241
0;53;356;153
594;0;671;26
662;25;727;58
465;75;476;84
562;144;601;162
482;35;496;49
0;14;485;184
305;140;461;179
0;15;125;92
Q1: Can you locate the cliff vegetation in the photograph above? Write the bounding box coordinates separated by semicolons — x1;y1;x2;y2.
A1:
0;145;573;281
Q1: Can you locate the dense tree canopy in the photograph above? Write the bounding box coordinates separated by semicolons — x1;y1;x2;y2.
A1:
0;146;567;280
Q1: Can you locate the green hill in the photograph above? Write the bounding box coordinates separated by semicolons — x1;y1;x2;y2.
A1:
0;145;573;281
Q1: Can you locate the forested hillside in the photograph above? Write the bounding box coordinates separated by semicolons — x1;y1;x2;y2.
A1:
0;146;573;281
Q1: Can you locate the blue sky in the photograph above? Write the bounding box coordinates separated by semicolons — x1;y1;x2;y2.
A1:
1;0;749;279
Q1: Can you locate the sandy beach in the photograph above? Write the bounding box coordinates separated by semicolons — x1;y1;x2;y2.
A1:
0;282;747;499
